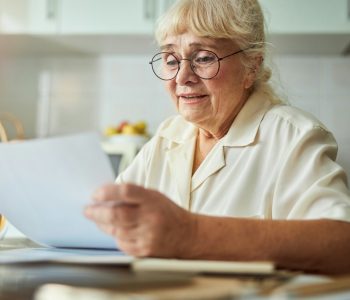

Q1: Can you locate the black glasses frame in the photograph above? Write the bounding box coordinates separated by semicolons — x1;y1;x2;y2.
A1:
149;48;246;81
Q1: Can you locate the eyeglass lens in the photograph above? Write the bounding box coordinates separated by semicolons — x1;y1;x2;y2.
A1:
150;50;220;80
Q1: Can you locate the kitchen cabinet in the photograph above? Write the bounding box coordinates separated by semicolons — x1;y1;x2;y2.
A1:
259;0;350;34
0;0;174;35
0;0;59;33
60;0;174;34
0;0;175;56
60;0;153;34
258;0;350;54
0;0;349;55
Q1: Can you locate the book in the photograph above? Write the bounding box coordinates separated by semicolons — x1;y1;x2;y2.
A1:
132;258;274;275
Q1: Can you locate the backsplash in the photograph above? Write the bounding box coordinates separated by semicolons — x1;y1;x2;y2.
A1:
0;53;349;181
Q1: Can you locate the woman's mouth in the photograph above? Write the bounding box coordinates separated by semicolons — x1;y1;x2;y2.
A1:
178;94;208;104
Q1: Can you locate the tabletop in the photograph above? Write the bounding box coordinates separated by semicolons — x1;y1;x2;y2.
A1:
1;237;350;300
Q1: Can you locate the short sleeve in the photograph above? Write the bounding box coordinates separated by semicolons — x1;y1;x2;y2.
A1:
273;126;350;222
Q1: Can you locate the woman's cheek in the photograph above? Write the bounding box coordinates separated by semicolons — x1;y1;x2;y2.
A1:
164;81;174;95
173;96;180;111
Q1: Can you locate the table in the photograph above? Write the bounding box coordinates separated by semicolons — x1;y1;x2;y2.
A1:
1;238;350;300
0;238;195;300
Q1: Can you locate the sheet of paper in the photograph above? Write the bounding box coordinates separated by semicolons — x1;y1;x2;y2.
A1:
0;248;133;265
0;132;117;249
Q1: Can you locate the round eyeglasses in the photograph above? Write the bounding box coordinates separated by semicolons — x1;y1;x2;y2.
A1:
149;49;246;81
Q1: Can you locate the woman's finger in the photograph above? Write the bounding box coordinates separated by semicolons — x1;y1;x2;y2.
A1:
96;223;117;236
93;183;148;204
84;204;118;224
92;184;120;202
84;202;139;225
96;222;139;241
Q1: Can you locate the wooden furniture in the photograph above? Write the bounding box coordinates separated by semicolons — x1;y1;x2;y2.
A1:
0;112;25;142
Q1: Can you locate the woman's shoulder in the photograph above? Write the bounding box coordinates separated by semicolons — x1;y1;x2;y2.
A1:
265;104;331;134
155;115;197;142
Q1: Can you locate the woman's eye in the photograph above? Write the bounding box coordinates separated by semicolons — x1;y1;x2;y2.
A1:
164;55;178;67
166;59;178;66
195;55;216;64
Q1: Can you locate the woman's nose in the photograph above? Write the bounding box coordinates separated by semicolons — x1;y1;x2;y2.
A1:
175;60;199;85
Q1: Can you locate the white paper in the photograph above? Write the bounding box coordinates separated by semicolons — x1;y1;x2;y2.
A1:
0;132;118;249
0;248;133;265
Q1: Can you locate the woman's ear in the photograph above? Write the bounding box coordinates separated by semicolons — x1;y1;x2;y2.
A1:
244;56;263;89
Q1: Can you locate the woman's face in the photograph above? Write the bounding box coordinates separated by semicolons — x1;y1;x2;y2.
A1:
162;32;253;136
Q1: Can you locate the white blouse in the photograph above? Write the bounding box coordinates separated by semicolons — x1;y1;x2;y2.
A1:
117;91;350;222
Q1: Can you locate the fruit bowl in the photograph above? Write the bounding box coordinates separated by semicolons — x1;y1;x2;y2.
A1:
104;120;149;147
107;134;149;147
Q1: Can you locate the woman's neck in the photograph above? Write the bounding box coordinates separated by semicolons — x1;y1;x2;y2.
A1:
192;130;219;175
197;89;251;140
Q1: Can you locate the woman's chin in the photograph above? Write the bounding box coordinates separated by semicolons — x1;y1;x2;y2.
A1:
179;110;205;125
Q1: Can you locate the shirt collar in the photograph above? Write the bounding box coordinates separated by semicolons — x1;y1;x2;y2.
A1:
159;90;273;146
158;115;197;143
221;90;273;147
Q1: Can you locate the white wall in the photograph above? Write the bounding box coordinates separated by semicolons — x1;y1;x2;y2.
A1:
0;54;349;181
0;58;40;138
98;55;175;134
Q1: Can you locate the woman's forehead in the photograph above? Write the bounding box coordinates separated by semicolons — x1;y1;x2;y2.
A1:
161;33;234;51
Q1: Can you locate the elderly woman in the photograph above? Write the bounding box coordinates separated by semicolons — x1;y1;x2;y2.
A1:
85;0;350;274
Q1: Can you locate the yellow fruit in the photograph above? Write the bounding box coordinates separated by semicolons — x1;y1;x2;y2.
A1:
122;124;139;135
104;127;117;136
133;121;147;134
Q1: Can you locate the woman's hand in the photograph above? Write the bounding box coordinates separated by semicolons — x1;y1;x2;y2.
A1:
84;183;197;258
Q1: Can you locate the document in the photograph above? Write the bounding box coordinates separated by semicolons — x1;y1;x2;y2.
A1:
0;247;133;265
0;132;117;249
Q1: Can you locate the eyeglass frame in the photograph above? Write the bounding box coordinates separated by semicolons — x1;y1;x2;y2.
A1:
149;48;248;81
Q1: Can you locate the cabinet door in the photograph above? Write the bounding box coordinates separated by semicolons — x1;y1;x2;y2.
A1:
60;0;156;34
155;0;175;19
0;0;59;33
259;0;350;33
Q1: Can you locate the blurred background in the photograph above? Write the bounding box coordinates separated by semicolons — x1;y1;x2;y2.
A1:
0;0;349;180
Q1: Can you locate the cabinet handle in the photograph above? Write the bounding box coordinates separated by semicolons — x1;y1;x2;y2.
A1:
46;0;57;19
144;0;156;20
348;0;350;19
